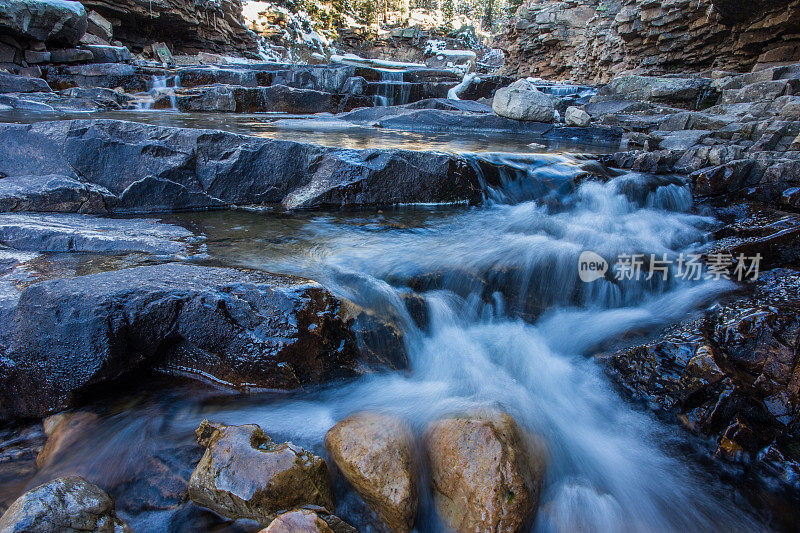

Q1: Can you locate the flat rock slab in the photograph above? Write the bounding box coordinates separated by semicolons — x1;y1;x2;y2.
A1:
0;119;484;212
0;263;365;418
0;213;202;255
0;71;51;94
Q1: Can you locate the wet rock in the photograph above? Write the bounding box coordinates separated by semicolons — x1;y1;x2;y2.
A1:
0;71;50;93
325;413;418;532
0;0;87;46
492;79;555;122
261;508;356;533
424;410;546;533
0;421;45;511
41;63;151;92
564;106;590;127
189;420;334;525
0;119;485;213
0;213;200;255
0;475;130;532
601;268;800;467
0;263;364;417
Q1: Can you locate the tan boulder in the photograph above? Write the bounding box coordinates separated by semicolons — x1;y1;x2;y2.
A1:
188;420;334;525
424;410;546;533
325;412;419;532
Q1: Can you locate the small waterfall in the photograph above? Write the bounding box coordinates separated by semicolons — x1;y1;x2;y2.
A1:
370;69;412;106
134;74;181;111
530;83;596;99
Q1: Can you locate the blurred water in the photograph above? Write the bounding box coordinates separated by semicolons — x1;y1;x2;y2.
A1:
12;153;765;531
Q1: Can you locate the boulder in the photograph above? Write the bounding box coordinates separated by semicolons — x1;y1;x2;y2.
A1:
261;508;356;533
189;420;335;525
0;476;131;532
0;71;51;93
0;174;111;213
0;0;87;46
325;413;418;532
424;50;477;73
564;106;590;127
492;79;555;122
0;263;365;418
424;410;546;533
0;119;484;213
593;75;717;110
86;10;112;42
81;45;131;64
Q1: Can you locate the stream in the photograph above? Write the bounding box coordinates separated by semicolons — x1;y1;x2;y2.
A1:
0;112;765;532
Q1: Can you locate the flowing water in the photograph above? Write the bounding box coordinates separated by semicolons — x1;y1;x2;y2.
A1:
0;115;766;531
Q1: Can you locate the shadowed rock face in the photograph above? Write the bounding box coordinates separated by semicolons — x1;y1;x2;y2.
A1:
0;0;88;47
0;119;484;213
77;0;258;55
0;263;366;418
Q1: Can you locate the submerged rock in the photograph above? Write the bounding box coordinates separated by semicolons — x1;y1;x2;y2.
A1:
492;79;555;122
424;409;546;533
0;476;130;532
0;263;365;418
37;411;99;470
325;412;418;532
189;420;334;525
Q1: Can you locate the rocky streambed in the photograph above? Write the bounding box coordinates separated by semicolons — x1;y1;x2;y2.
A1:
1;10;800;531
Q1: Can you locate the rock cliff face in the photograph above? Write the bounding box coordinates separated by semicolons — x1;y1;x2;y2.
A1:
499;0;800;83
78;0;258;54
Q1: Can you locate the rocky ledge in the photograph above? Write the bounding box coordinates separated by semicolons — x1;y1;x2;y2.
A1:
0;263;406;418
0;118;485;212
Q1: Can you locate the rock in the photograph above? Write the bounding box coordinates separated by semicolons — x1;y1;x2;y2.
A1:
564;106;590;126
86;10;112;42
0;213;199;255
41;63;148;92
499;0;800;83
424;410;546;533
0;71;51;93
49;48;94;63
189;421;335;525
492;79;555;122
601;268;800;462
174;84;372;114
0;476;131;532
424;50;477;73
0;119;484;213
593;75;717;110
151;41;174;66
261;508;356;533
23;50;51;64
36;411;99;469
262;509;333;533
0;174;111;213
81;45;131;64
0;263;369;417
0;0;87;46
325;413;418;532
80;0;257;55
